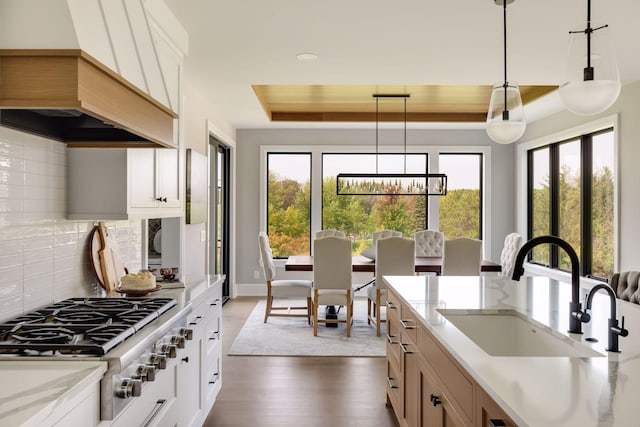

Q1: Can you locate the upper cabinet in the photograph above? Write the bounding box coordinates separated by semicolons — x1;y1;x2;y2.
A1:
68;147;184;220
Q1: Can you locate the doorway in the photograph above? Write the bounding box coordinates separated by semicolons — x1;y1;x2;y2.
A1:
210;137;231;302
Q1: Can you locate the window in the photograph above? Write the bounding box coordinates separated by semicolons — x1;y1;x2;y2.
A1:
322;153;428;253
266;153;311;258
438;153;483;239
527;128;614;280
263;145;490;258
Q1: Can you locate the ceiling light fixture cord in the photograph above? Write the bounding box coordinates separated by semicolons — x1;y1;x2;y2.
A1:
501;0;508;120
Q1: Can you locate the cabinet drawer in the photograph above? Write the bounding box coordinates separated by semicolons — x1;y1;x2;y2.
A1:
418;325;474;424
399;303;418;344
386;290;401;316
386;313;402;366
386;357;402;421
203;348;222;409
477;386;518;427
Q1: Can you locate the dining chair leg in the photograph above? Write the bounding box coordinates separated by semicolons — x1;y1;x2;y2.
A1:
375;290;381;337
346;291;352;337
313;289;318;336
306;296;312;324
264;283;273;323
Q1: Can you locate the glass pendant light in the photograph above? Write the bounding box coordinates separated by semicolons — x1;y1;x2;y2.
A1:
559;0;620;116
486;0;526;145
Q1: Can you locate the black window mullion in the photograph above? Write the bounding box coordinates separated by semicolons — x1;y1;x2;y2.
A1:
549;144;560;268
526;150;534;257
581;135;593;276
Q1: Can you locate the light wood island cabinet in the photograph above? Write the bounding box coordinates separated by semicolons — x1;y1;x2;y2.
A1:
386;287;516;427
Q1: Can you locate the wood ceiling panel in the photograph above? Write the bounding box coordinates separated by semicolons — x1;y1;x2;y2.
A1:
253;84;557;122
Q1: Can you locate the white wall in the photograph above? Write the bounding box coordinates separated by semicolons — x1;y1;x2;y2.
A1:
235;127;515;292
519;81;640;272
0;126;142;322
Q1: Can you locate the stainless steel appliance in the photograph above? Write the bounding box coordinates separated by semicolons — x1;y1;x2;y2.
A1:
0;297;192;421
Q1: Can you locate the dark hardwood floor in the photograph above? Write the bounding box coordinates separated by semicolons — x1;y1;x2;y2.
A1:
203;297;399;427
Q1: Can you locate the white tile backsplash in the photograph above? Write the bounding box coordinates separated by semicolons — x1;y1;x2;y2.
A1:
0;126;143;322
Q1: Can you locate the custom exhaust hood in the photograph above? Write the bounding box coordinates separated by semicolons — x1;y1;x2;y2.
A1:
0;50;177;148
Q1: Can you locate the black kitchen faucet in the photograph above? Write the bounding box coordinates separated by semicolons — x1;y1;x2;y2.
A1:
511;235;584;335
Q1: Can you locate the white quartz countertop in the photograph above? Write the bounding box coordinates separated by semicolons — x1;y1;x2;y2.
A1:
384;274;640;427
0;360;106;427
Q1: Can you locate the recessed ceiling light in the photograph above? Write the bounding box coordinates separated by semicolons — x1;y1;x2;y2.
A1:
296;53;318;61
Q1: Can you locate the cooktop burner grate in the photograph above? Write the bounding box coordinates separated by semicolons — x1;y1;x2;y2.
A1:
0;297;176;356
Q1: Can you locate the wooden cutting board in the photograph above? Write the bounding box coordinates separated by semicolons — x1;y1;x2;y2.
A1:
90;222;124;292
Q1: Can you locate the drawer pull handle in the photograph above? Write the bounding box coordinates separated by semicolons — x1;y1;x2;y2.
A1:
210;298;221;306
400;343;413;354
386;334;398;344
430;394;442;407
489;420;506;427
400;319;416;329
142;399;167;427
209;372;220;384
385;301;397;309
209;331;220;341
189;315;203;325
386;376;398;389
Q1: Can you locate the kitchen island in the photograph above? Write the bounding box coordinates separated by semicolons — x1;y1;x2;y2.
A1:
384;274;639;427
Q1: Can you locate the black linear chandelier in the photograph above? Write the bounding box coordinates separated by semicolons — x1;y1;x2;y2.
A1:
336;94;447;196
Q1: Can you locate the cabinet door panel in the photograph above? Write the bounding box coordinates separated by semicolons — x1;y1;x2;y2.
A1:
404;347;420;426
156;148;181;207
129;148;157;208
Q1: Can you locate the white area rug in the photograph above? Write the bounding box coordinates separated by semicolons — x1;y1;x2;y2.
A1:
228;299;386;357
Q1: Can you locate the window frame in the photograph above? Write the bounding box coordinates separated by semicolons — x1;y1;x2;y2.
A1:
260;144;492;259
517;114;619;280
265;151;312;258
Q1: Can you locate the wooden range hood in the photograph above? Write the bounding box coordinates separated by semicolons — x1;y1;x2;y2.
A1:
0;49;177;148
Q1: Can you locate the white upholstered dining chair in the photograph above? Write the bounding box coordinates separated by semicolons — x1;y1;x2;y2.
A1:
258;232;313;323
368;236;415;336
312;236;353;336
442;237;482;276
315;229;346;239
413;229;445;257
372;229;402;245
499;232;523;277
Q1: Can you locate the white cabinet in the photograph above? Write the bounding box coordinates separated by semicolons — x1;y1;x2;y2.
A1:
129;148;182;210
179;277;223;427
177;335;201;427
68;147;183;220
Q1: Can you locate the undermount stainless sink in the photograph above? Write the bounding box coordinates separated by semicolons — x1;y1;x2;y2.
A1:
437;309;604;358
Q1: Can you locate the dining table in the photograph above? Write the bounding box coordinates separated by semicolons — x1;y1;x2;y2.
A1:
285;255;502;275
